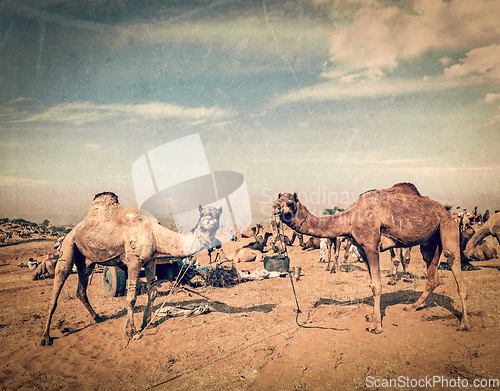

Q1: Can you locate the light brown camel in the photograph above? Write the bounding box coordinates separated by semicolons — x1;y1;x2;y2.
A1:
39;192;215;346
273;182;470;334
240;224;262;239
464;212;500;260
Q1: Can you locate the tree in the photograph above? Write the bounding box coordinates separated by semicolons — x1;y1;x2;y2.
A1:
42;219;50;228
323;207;345;215
443;205;453;214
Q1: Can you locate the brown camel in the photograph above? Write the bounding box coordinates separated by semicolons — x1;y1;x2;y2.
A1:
243;232;273;252
464;212;500;260
39;192;213;346
386;247;412;285
298;234;321;250
273;182;470;334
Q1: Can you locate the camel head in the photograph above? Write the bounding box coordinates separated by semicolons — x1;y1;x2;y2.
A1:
196;205;223;232
272;192;301;226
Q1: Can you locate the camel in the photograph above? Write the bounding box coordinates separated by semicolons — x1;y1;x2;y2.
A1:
464;212;500;261
240;224;262;239
39;192;219;346
225;247;264;263
187;205;224;264
273;182;470;334
243;232;273;252
297;234;321;250
386;247;412;285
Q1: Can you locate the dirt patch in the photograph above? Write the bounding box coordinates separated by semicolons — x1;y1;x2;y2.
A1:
0;234;499;390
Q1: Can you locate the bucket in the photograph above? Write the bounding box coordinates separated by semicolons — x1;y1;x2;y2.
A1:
263;255;290;272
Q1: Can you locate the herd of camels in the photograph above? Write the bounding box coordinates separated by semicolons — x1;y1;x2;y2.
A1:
38;183;500;346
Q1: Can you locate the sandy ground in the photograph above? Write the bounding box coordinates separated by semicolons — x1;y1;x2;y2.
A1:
1;229;500;391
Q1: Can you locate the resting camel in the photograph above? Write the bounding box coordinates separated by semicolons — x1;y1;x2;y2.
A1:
464;212;500;261
243;232;273;252
273;182;470;334
240;224;262;239
298;234;321;250
225;247;264;263
39;192;220;346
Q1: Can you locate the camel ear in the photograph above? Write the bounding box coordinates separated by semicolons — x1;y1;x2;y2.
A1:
293;192;299;202
199;205;203;213
218;207;222;214
278;193;282;199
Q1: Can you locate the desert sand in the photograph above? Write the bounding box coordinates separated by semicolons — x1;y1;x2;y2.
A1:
1;229;499;390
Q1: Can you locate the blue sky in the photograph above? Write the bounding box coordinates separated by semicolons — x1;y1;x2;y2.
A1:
1;0;499;225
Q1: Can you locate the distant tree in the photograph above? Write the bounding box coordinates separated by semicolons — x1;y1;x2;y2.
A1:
443;204;453;214
42;219;50;228
323;207;345;215
0;218;9;224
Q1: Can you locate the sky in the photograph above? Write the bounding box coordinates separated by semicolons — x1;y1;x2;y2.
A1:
0;0;499;225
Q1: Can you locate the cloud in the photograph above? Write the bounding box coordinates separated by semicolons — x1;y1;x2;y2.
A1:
85;144;101;149
271;75;470;106
444;44;500;84
386;165;500;177
2;101;234;126
322;0;500;81
484;93;500;104
0;176;49;187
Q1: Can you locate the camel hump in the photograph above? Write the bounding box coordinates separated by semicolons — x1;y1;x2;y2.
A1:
93;192;120;204
390;182;421;196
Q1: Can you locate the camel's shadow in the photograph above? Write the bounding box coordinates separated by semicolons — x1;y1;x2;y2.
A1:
62;297;276;337
313;290;461;321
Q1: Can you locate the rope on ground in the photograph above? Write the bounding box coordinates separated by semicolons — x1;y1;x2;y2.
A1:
275;217;349;332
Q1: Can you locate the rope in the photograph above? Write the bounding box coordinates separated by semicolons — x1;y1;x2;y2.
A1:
127;224;207;347
274;215;348;332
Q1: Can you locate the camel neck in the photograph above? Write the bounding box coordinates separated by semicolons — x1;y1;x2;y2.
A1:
292;204;351;238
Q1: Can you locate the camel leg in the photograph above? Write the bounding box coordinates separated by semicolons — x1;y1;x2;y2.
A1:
141;260;158;330
327;238;338;273
74;254;105;323
441;226;470;331
363;248;383;334
401;247;413;282
39;238;76;346
404;238;441;312
124;260;141;340
387;248;399;285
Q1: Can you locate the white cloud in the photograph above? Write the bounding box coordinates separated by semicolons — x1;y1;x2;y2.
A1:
2;101;234;126
484;93;500;104
85;144;101;149
0;176;49;187
444;44;500;84
322;0;500;82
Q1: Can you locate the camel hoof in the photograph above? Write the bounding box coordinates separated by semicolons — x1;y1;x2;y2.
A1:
458;323;472;332
387;278;397;286
365;314;375;323
365;325;383;334
38;336;53;346
94;315;106;323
